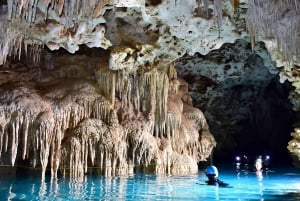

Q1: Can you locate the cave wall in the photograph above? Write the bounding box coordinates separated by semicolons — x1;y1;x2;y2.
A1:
0;49;215;179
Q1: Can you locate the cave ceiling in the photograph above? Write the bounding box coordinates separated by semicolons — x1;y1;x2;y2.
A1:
0;0;247;67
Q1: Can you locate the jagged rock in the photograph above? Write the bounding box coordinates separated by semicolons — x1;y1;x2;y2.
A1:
0;51;215;179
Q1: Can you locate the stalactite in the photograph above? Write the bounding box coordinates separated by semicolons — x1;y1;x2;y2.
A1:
91;100;111;122
198;130;216;161
93;0;104;18
29;44;44;67
0;20;45;67
230;0;239;11
132;128;158;166
0;111;5;158
167;64;180;94
20;113;28;160
96;68;116;104
69;137;84;178
246;0;300;63
0;50;215;178
10;113;23;166
214;0;222;33
43;51;55;70
0;19;24;65
35;111;55;181
153;71;169;138
56;0;65;16
50;128;62;180
7;0;13;20
6;0;37;22
1;0;115;65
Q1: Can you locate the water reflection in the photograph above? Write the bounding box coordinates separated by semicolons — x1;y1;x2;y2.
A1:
256;170;263;200
214;184;220;200
256;170;263;181
0;166;300;201
49;180;58;200
235;155;250;178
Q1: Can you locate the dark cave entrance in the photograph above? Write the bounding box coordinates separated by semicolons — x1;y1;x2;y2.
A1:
175;39;299;167
212;77;298;166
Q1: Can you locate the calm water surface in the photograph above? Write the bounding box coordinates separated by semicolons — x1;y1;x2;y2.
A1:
0;166;300;201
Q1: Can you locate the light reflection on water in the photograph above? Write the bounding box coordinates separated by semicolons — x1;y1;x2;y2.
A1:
0;166;300;201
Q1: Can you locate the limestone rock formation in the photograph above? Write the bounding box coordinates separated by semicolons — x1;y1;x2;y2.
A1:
0;0;246;66
288;127;300;166
0;0;240;179
0;50;215;179
246;0;300;68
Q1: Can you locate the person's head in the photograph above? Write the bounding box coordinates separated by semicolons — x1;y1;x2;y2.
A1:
205;165;219;180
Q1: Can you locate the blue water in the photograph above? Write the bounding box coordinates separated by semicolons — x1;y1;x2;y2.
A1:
0;166;300;201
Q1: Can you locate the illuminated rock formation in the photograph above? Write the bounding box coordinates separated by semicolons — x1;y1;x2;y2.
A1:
0;0;240;179
246;0;300;69
0;51;215;179
0;0;245;66
288;127;300;165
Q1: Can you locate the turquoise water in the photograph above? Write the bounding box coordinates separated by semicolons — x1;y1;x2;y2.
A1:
0;166;300;201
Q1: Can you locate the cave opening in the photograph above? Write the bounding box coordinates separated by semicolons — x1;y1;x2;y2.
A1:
212;76;299;166
175;38;300;167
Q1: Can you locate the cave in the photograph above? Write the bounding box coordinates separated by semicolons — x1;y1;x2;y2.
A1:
1;0;300;200
0;0;300;197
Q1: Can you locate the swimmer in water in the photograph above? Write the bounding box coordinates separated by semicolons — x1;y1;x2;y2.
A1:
255;155;263;171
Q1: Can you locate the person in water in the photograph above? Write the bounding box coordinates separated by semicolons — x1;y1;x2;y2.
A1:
255;155;263;171
205;165;228;186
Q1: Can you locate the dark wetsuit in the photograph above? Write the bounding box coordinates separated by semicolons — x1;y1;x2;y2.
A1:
205;178;228;187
